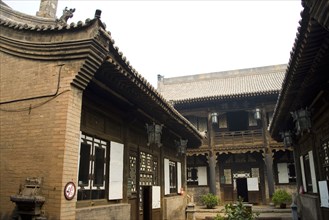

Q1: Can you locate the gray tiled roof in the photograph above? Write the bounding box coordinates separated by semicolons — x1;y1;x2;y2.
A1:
158;64;286;103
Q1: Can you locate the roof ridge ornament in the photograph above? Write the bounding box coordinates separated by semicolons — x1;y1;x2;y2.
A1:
56;7;75;25
95;9;102;19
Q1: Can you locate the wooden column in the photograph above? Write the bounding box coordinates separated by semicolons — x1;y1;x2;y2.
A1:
261;108;275;199
208;112;217;195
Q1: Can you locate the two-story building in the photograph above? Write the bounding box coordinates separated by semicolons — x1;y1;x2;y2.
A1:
270;0;329;219
158;64;296;205
0;1;202;219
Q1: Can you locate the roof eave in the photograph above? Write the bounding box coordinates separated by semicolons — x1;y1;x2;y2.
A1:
172;90;280;105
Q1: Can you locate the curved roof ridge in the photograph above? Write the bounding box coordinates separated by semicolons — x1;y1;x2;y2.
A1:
0;3;156;97
0;3;151;97
0;16;99;32
0;2;103;31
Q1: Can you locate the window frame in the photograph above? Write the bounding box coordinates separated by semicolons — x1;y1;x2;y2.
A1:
300;151;318;193
319;138;329;181
277;162;296;184
164;158;182;195
187;167;198;185
186;166;208;186
169;160;177;193
77;134;107;201
77;133;124;202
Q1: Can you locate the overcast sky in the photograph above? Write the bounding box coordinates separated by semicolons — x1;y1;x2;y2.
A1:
4;0;303;87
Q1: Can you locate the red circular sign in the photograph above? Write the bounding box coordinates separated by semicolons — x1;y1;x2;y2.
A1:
64;182;76;200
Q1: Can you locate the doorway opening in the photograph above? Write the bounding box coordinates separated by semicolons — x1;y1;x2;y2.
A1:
236;178;248;202
142;186;152;220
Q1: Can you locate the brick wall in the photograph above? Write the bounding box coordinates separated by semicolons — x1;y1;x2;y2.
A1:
0;52;83;219
76;204;131;220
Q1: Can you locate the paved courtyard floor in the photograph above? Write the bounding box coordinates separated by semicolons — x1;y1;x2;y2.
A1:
194;205;293;220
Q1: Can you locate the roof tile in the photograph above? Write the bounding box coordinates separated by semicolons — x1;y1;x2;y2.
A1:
158;65;286;102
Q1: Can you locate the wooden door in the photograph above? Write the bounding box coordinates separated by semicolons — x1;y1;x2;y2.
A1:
236;178;248;202
223;185;234;201
142;186;152;220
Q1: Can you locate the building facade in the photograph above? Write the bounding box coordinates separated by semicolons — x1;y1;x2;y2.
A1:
0;1;202;219
158;65;296;205
269;1;329;219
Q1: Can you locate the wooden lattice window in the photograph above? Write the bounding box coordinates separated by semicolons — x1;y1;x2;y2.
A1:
139;151;153;211
140;152;153;185
319;139;329;181
187;167;198;185
78;134;107;200
169;161;177;193
153;158;158;185
128;155;137;196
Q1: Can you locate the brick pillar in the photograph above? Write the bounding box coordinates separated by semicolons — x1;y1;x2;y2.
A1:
36;0;58;18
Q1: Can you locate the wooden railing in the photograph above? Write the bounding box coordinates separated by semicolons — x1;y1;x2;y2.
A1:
213;129;264;147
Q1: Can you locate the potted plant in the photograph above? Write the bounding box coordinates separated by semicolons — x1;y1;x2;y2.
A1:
272;189;291;208
201;193;219;209
218;197;259;220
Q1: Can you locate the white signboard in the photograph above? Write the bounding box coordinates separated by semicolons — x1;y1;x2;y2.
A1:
309;151;318;193
177;162;182;193
108;142;124;200
277;163;289;184
152;186;161;209
164;158;170;195
319;180;329;208
198;166;208;186
247;177;259;191
300;156;307;192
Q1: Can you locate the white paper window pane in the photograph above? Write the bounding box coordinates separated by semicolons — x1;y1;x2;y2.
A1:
300;156;307;192
164;158;170;195
198;166;207;186
319;180;329;208
108;142;124;200
247;177;259;191
152;186;161;209
309;151;318;193
278;163;289;183
177;162;182;193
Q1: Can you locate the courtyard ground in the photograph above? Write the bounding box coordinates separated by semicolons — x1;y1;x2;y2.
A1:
193;205;293;220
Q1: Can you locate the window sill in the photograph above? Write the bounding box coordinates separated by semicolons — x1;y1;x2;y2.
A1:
165;193;180;197
276;183;296;185
76;199;121;208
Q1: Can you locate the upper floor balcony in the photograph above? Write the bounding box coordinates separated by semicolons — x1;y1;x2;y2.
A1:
213;129;264;147
185;110;285;155
188;129;285;155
